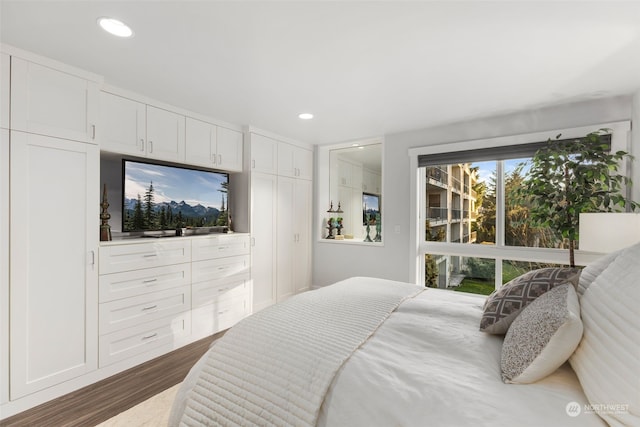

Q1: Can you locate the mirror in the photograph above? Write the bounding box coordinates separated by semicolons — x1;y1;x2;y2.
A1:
327;143;382;242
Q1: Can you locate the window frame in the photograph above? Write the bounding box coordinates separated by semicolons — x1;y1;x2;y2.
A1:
408;121;631;288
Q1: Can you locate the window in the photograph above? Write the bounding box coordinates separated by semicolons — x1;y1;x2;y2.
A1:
411;122;631;294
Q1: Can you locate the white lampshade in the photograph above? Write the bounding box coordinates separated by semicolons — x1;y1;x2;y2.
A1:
579;213;640;253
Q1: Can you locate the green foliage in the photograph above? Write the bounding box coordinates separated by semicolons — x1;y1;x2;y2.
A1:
517;129;639;266
462;257;495;281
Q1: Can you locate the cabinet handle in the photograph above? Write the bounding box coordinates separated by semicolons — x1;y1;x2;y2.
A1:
143;253;158;258
217;266;230;271
89;250;95;266
91;124;96;140
143;278;158;285
251;159;256;169
149;141;153;153
142;333;158;340
218;154;222;165
218;310;229;315
218;246;229;250
212;153;216;164
140;139;145;152
217;287;230;293
251;237;256;246
142;305;157;311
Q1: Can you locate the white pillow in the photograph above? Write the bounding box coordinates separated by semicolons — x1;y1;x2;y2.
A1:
570;242;640;426
501;284;582;384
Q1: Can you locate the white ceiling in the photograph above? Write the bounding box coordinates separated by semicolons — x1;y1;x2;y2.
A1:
2;1;640;145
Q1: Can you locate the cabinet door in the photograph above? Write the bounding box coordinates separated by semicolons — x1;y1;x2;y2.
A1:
185;117;215;168
146;105;185;162
277;142;296;178
1;53;9;130
216;126;243;172
100;92;146;155
11;58;98;143
10;131;98;399
250;133;278;174
0;129;8;405
276;176;295;302
293;179;312;293
251;173;277;311
296;147;313;181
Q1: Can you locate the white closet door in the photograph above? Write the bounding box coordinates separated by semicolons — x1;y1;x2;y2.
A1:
10;131;98;399
276;176;295;302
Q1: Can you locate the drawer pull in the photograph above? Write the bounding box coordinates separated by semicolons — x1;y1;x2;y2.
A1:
142;305;157;311
217;287;230;293
142;333;158;340
143;279;158;285
143;254;158;258
218;246;229;250
218;310;229;315
217;266;230;271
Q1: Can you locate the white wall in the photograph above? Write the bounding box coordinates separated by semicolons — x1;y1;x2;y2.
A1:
632;90;640;204
312;95;635;288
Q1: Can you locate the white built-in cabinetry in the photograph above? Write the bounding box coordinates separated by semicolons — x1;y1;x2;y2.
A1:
185;117;243;172
98;234;250;366
248;131;313;311
100;91;186;162
6;50;101;400
0;53;9;406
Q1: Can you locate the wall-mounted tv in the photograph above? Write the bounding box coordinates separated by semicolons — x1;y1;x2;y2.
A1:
122;160;229;232
363;192;380;225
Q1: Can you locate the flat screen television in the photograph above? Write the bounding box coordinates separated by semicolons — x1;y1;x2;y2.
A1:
363;192;380;225
122;159;230;232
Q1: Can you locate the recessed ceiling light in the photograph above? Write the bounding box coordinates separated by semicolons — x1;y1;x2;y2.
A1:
298;113;314;120
98;17;134;38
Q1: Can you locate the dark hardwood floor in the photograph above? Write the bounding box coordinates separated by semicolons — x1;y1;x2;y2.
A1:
1;332;224;427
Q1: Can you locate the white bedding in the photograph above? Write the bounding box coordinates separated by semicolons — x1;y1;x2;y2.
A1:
172;277;606;426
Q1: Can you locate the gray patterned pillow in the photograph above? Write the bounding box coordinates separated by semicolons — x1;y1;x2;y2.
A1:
479;267;580;334
501;284;583;384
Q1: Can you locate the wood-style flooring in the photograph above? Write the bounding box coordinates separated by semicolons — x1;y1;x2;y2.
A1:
1;332;224;427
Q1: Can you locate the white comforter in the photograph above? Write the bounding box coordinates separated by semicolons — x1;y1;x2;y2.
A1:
172;277;605;427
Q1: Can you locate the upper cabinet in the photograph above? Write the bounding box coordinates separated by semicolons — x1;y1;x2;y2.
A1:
10;57;99;143
100;91;185;163
278;142;313;180
1;53;9;130
185;117;243;172
250;133;278;174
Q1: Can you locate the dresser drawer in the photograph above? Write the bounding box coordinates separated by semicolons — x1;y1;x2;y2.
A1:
99;312;190;367
192;294;249;339
192;273;250;308
99;263;191;303
192;255;249;283
99;240;191;274
99;285;191;334
191;234;250;262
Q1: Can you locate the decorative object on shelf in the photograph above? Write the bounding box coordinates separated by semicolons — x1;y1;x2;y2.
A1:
327;201;335;213
326;217;336;239
336;202;343;213
374;213;382;242
336;217;343;236
100;183;112;241
364;220;373;242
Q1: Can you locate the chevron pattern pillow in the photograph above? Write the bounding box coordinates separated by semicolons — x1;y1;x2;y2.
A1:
479;267;581;334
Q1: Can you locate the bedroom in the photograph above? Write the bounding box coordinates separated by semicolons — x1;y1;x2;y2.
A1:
1;1;640;425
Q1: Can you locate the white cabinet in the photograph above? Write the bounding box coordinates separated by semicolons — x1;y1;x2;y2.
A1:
190;234;251;340
0;128;8;405
99;91;145;155
1;53;9;130
278;142;313;180
10;57;99;143
363;168;381;194
98;239;193;367
250;173;278;312
276;177;312;300
9;131;99;399
146;105;186;162
248;131;313;311
250;133;278;174
100;91;185;162
185;117;242;172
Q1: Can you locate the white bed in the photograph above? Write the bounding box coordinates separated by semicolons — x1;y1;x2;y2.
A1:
170;243;640;426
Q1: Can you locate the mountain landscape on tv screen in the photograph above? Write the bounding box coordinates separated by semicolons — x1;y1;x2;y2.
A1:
123;198;225;231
